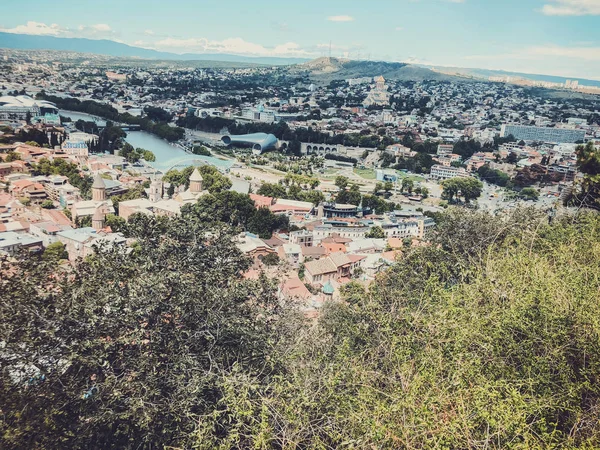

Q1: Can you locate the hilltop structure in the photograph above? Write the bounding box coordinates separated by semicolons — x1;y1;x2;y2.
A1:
363;75;390;107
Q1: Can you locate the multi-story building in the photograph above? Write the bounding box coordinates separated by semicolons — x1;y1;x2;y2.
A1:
289;230;314;247
429;164;469;180
318;202;361;219
500;124;585;144
437;144;454;155
313;223;369;242
62;139;89;157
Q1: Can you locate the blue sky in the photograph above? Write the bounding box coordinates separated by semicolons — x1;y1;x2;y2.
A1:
1;0;599;80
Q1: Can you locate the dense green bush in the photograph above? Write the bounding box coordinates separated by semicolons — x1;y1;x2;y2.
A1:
2;208;600;449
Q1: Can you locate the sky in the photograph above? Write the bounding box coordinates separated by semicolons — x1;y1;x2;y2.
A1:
1;0;599;80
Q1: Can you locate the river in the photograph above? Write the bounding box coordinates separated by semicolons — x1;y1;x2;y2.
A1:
60;110;233;172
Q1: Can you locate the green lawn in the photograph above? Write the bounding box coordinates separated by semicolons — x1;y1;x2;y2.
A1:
354;168;377;179
395;171;425;183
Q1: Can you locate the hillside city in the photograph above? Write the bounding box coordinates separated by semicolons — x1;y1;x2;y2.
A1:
1;50;599;305
2;42;600;448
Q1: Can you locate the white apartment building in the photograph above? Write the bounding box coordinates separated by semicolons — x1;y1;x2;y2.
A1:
430;164;469;181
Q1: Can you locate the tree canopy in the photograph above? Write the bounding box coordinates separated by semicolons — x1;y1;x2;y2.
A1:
3;208;600;449
441;177;483;203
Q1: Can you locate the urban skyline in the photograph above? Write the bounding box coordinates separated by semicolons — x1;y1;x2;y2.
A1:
1;0;600;80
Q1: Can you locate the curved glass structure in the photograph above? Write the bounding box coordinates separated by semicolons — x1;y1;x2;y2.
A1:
221;132;278;152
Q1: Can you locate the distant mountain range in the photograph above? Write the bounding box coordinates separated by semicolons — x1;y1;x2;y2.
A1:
2;32;598;89
0;32;311;66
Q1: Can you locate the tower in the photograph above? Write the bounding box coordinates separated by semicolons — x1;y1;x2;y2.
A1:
189;168;203;194
149;179;163;203
92;174;106;202
375;75;386;91
92;207;105;231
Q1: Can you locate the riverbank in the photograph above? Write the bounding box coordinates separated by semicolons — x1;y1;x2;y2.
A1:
60;109;235;173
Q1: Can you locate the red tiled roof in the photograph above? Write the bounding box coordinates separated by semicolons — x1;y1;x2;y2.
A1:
348;254;367;263
249;193;274;208
281;276;313;300
321;242;347;254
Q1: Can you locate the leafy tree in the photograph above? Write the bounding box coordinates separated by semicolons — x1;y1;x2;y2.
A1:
401;178;414;193
247;207;289;239
478;164;510;187
335;176;349;191
441;177;483;203
261;253;280;266
42;241;68;262
5;151;20;162
162;166;195;189
365;226;385;239
198;165;232;194
506;152;519;164
41;200;54;209
336;184;362;206
257;182;287;198
186;191;257;228
0;216;283;449
192;146;211;156
104;214;127;232
569;142;600;210
520;187;539;200
453;138;482;159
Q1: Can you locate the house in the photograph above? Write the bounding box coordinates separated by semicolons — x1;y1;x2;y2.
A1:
0;231;44;255
56;227;126;261
10;179;47;202
279;276;314;303
304;257;338;285
301;245;327;262
277;243;302;268
289;229;314;247
346;238;387;254
237;233;276;265
321;241;347;255
304;252;364;286
249;193;275;208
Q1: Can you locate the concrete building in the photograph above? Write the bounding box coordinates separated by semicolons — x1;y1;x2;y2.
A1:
318;203;361;219
0;231;43;255
430;164;470;180
289;230;314;247
0;95;58;121
500;124;586;144
62;139;89;157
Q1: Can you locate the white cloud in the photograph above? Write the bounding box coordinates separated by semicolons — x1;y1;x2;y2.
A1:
327;15;354;22
395;27;404;31
91;24;111;32
463;44;600;80
1;21;115;38
153;36;314;57
526;44;600;61
144;29;155;35
541;0;600;15
0;21;65;36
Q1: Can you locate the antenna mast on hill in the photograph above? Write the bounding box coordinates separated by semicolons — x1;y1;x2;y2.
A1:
329;41;332;58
